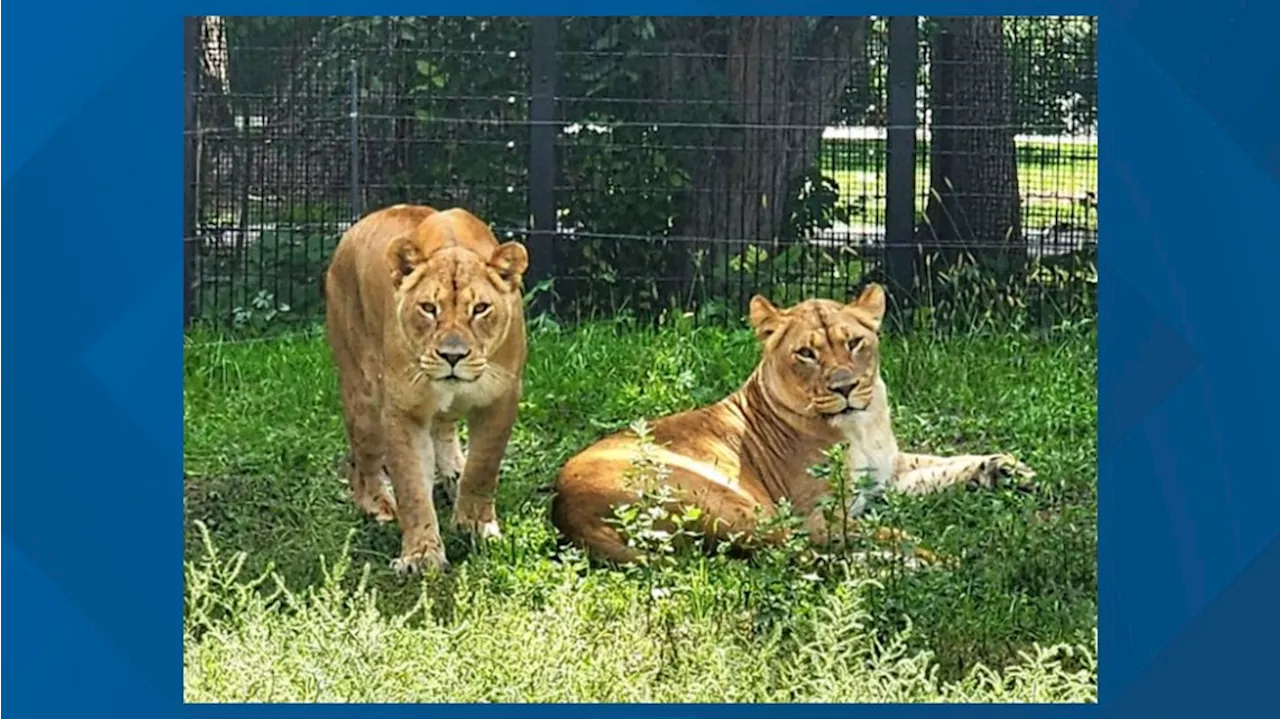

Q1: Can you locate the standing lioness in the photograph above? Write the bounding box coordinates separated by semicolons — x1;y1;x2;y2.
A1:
552;284;1032;563
325;205;528;574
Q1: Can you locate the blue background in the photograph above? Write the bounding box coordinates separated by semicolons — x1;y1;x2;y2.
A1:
3;0;1277;713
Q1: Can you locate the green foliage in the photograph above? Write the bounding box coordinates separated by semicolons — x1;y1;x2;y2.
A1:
185;517;1095;702
1004;17;1098;134
184;317;1097;700
194;228;337;333
555;124;691;316
200;16;1096;328
788;167;865;236
839;16;1097;134
901;249;1097;337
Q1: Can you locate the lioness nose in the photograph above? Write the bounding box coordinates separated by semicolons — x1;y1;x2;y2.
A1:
827;370;859;397
436;347;471;366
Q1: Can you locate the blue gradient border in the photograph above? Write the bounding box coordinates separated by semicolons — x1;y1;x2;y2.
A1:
4;1;1277;715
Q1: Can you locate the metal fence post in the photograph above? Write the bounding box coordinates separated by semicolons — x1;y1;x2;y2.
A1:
183;17;200;328
528;17;558;312
349;59;362;220
885;16;919;315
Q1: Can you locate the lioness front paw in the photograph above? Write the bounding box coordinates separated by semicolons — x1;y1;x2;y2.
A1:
389;541;449;576
969;454;1036;492
452;496;502;540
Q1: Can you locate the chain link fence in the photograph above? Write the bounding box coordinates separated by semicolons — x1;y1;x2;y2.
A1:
183;16;1097;332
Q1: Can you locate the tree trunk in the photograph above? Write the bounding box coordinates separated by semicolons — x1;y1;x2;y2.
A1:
669;17;867;296
917;17;1023;289
200;16;231;100
192;16;235;234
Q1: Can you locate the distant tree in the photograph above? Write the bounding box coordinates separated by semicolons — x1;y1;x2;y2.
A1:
554;17;870;308
916;16;1023;284
193;16;1095;321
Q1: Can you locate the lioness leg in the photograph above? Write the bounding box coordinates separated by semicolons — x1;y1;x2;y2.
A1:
384;414;448;574
330;332;396;522
572;521;641;565
893;453;1034;496
895;453;958;472
431;418;465;506
453;391;518;540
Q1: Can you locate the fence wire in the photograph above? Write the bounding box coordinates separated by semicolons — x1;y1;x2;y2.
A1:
184;15;1097;333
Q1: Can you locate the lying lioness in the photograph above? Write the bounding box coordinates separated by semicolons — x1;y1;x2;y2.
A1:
324;204;529;574
551;284;1033;563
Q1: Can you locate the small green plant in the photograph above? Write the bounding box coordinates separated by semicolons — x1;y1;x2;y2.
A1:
607;419;705;588
231;290;293;334
787;167;864;238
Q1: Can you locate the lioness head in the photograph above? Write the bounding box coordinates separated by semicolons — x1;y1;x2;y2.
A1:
385;210;528;383
747;284;887;427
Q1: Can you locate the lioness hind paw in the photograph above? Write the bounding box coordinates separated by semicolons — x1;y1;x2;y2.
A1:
452;495;501;540
389;546;449;576
848;549;940;572
454;516;502;541
434;473;461;506
969;454;1036;491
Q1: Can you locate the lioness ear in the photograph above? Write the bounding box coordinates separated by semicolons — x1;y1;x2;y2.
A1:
386;235;427;287
847;283;886;332
748;295;785;340
489;241;529;290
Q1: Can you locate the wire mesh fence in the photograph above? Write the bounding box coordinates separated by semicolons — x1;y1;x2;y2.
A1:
183;16;1097;333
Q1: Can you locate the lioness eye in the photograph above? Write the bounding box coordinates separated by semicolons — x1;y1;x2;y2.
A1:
795;347;817;362
848;337;863;352
472;302;491;316
418;302;437;316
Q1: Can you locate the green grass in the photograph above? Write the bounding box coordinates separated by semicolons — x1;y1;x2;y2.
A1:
183;317;1097;702
821;138;1098;231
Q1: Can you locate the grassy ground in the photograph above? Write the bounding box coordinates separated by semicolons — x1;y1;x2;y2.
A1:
183;317;1097;702
821;138;1098;231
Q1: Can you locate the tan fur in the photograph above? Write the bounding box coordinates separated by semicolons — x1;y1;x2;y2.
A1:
324;204;528;574
552;284;1033;565
838;379;1035;499
889;452;1034;495
552;285;890;562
